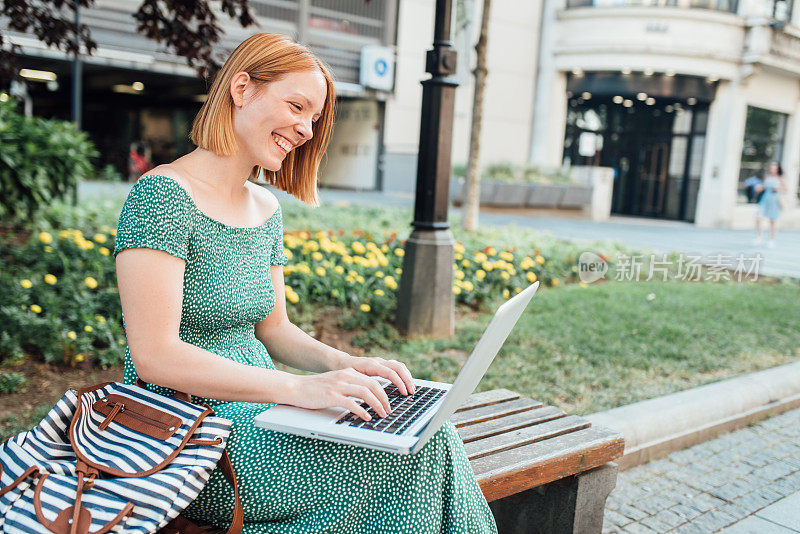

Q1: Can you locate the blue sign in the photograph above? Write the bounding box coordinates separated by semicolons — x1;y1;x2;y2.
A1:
374;59;388;77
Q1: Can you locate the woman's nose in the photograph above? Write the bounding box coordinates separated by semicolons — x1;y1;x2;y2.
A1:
295;119;313;142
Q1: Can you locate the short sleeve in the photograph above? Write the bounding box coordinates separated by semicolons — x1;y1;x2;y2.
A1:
270;207;289;266
113;175;194;261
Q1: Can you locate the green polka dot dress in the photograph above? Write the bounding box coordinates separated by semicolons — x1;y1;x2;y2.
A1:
113;174;498;533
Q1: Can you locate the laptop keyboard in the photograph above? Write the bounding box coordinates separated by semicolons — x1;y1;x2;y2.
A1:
335;384;446;435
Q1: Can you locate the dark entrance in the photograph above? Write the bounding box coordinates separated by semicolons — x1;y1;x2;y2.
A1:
564;72;713;222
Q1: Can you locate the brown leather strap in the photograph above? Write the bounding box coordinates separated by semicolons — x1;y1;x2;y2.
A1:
135;378;192;403
0;465;39;498
217;449;244;534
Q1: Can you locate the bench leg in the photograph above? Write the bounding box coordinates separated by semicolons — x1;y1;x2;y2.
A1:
488;462;618;534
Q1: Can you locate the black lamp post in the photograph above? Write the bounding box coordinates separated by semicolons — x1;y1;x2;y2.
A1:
396;0;459;337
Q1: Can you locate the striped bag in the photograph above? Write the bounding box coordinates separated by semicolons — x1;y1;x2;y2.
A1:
0;381;243;534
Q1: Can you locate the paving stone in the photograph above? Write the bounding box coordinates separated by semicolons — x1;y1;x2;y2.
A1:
639;508;686;531
671;522;713;534
668;503;705;522
634;493;679;515
715;501;752;522
709;479;754;501
617;522;657;533
604;508;633;528
717;515;798;533
767;476;800;497
732;489;783;515
759;461;797;482
686;491;727;512
688;509;739;532
616;504;650;522
755;491;800;531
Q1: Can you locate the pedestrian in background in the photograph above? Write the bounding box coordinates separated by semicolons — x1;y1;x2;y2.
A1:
753;161;787;248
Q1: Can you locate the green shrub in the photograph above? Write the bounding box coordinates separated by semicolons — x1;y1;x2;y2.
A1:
0;99;99;224
0;371;27;394
98;164;124;182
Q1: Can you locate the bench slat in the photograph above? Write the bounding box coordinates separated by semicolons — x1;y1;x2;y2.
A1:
472;426;625;501
464;414;590;461
458;405;566;443
451;398;543;427
455;388;521;413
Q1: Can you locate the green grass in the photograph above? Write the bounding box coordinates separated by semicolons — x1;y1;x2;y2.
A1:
358;280;800;415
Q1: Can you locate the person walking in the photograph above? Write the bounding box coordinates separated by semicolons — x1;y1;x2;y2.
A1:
754;161;787;248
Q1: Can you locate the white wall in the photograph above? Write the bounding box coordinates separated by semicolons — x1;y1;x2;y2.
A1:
383;0;541;191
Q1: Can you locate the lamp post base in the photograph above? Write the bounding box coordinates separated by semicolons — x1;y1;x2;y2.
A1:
395;228;455;338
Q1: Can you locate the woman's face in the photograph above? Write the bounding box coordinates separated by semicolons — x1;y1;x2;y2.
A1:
231;69;327;172
769;162;780;175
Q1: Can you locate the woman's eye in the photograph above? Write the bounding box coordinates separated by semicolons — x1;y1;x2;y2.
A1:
291;103;302;111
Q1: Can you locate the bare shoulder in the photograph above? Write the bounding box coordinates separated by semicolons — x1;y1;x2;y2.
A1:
247;181;281;218
140;165;195;198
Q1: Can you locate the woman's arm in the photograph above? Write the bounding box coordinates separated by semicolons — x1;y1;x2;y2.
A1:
255;266;416;394
117;248;396;419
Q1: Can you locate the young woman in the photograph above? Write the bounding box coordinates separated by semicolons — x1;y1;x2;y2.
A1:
754;161;787;248
113;33;497;533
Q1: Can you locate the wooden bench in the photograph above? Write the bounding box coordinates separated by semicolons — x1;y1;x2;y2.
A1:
183;388;625;534
455;388;625;533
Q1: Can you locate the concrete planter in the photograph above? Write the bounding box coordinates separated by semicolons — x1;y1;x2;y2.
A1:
450;175;600;213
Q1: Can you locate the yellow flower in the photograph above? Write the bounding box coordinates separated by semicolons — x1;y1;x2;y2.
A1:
284;248;293;260
352;242;366;255
98;247;109;256
476;269;486;281
334;265;344;274
44;245;53;253
551;278;560;286
30;304;42;313
285;287;299;303
374;289;385;296
455;270;465;280
500;251;514;262
452;286;461;295
462;281;474;291
39;231;53;244
474;252;487;263
118;339;126;346
514;287;522;294
502;289;510;299
482;262;494;272
393;248;405;257
375;271;384;278
343;255;353;264
500;271;510;281
312;251;323;261
579;281;588;288
59;230;70;240
75;353;85;363
85;277;98;289
455;253;463;261
331;289;340;298
380;244;389;253
384;276;398;290
395;268;402;275
84;325;93;332
461;260;471;268
110;229;117;237
95;314;106;323
43;274;57;285
535;255;545;265
67;331;77;340
315;267;326;277
356;275;365;283
486;247;497;256
360;304;371;313
93;233;107;243
454;242;466;254
527;272;538;283
19;279;32;289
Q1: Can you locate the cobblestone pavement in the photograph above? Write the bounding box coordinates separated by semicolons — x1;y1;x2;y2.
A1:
603;408;800;533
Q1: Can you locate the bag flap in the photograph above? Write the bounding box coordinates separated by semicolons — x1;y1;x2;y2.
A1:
70;383;214;477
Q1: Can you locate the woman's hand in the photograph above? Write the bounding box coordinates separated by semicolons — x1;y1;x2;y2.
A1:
283;368;393;422
343;355;416;397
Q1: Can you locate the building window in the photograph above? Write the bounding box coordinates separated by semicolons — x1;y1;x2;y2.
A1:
738;106;787;204
771;0;792;22
565;0;738;13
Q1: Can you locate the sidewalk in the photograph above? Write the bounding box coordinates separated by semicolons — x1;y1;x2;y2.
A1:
79;181;800;279
603;407;800;533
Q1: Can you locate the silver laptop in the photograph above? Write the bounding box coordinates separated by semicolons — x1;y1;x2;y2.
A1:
254;281;539;454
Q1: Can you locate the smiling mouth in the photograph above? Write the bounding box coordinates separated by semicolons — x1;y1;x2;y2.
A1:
272;133;292;156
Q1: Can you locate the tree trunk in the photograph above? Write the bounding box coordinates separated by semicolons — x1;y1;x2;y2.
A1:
462;0;491;232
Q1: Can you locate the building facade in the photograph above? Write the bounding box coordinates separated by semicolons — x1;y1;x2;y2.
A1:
0;0;398;188
531;0;800;228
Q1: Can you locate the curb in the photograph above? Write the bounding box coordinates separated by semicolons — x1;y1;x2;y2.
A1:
585;360;800;470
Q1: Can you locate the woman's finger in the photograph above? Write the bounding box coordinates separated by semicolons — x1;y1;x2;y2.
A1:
345;383;388;419
361;362;408;396
343;397;372;422
385;359;415;395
